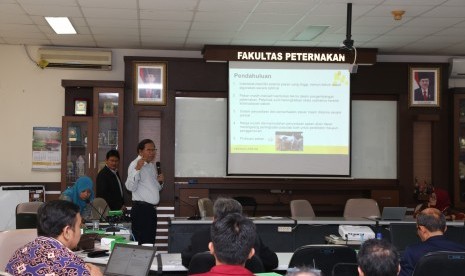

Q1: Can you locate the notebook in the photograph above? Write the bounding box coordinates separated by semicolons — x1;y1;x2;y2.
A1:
379;207;407;220
103;243;156;276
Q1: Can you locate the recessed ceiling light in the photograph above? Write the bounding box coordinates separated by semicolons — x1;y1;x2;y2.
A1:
45;17;76;34
293;26;329;41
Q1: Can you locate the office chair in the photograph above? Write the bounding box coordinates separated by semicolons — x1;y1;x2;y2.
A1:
233;196;257;217
290;199;316;218
187;251;265;275
16;213;38;229
343;198;380;218
197;198;214;217
412;251;465;276
15;201;43;214
0;229;37;269
288;245;357;276
15;201;44;229
331;262;358;276
90;197;109;221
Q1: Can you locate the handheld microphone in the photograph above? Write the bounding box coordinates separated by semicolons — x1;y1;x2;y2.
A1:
156;161;163;185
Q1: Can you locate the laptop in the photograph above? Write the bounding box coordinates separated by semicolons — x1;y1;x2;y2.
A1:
103;243;157;276
379;207;407;221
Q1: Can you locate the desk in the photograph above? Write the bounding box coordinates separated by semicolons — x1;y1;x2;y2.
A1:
169;217;375;252
169;217;295;253
169;217;465;253
81;252;293;273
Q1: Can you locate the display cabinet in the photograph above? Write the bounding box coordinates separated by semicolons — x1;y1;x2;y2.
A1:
61;81;124;191
454;93;465;208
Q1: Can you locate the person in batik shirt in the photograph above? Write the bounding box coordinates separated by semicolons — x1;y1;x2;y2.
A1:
5;200;102;276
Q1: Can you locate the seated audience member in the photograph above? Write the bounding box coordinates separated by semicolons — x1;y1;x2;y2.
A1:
60;176;94;221
5;200;102;276
96;149;125;210
191;212;256;276
414;187;465;220
358;238;400;276
181;198;278;271
400;208;465;276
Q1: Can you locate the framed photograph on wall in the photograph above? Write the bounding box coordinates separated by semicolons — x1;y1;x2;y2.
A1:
134;62;167;105
409;67;440;108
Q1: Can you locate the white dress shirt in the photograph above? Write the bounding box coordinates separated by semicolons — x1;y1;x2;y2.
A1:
125;155;163;205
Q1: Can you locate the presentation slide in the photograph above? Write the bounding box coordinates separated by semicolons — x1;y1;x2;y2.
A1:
228;61;351;176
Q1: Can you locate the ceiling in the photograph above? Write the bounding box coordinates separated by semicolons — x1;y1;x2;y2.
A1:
2;0;465;56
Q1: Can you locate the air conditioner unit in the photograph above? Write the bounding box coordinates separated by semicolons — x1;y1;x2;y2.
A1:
450;57;465;79
38;48;112;70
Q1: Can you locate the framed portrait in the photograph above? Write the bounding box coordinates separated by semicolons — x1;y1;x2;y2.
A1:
409;67;440;108
74;99;88;115
134;62;167;105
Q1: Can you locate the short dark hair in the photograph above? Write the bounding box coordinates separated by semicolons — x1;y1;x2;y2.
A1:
213;197;242;219
417;208;446;232
211;212;256;265
37;200;80;238
106;149;120;160
358;239;399;276
137;139;155;153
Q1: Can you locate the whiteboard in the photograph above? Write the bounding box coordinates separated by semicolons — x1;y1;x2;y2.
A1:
0;190;29;231
351;100;397;179
175;97;397;179
175;97;227;177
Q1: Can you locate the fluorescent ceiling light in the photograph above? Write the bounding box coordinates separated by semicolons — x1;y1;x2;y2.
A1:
45;17;76;34
294;26;329;41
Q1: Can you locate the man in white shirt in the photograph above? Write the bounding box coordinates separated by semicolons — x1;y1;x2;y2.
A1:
125;139;164;244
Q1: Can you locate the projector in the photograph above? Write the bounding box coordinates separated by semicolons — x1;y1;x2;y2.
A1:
338;225;375;241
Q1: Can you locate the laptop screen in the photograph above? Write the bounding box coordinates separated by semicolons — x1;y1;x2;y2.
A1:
104;243;156;276
381;207;407;220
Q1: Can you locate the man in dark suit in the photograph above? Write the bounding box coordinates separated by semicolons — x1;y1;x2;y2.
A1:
399;208;465;276
181;198;278;271
413;72;434;101
96;149;125;210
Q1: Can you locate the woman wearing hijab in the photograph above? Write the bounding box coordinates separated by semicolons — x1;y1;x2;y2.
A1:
60;176;95;221
414;187;465;220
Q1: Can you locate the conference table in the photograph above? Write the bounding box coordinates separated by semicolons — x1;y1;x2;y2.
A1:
81;216;465;274
169;216;465;253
